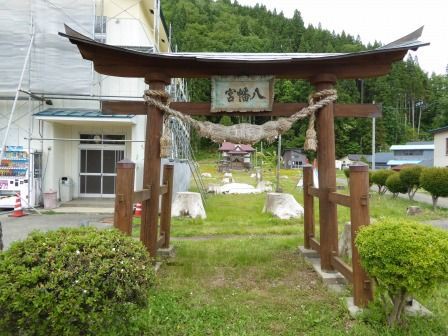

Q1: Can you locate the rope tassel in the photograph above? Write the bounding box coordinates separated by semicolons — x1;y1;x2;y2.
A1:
144;88;337;152
160;125;172;158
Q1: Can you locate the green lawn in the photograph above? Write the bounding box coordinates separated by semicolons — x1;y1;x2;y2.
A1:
129;162;448;335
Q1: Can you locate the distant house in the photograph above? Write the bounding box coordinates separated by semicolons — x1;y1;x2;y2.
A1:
218;142;255;171
371;152;394;169
338;155;355;169
430;126;448;167
388;141;434;167
345;152;393;169
282;149;308;169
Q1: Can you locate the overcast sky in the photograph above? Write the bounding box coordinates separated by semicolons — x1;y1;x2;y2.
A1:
236;0;447;75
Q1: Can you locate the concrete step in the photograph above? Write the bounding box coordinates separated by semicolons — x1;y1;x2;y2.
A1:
60;198;114;208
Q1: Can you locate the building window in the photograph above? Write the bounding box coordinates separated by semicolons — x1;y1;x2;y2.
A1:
80;134;125;145
394;149;423;156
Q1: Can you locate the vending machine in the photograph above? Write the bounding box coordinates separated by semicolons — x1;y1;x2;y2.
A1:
0;146;42;209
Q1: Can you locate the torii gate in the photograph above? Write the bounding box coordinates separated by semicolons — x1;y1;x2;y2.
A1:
61;26;427;307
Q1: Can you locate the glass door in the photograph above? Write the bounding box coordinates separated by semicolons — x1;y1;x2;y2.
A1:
79;134;125;197
102;149;125;195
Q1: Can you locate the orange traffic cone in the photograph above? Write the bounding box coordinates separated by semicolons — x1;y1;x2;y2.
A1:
134;202;142;217
9;193;27;218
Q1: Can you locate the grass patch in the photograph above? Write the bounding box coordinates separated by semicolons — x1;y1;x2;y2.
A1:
129;161;448;334
132;237;448;335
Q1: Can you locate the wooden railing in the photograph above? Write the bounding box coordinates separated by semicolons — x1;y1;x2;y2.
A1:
114;159;174;253
303;164;373;307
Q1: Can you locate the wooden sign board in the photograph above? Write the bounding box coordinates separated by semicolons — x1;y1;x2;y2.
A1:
211;76;274;112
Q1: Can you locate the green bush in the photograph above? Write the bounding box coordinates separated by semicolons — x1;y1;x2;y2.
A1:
0;227;155;335
368;170;374;187
356;219;448;326
399;165;423;200
343;168;350;179
385;172;407;198
371;169;394;195
420;167;448;209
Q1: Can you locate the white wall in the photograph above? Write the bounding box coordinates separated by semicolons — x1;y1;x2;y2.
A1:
434;132;448;167
131;115;147;190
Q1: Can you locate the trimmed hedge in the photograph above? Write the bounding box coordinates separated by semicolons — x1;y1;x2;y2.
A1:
420;167;448;208
399;165;423;200
385;172;407;198
356;219;448;325
0;227;155;335
371;169;394;195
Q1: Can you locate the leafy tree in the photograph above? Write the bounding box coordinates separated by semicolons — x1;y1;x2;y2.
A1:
399;165;423;200
239;20;250;36
219;115;232;126
385;172;407;198
256;150;277;170
427;74;448;128
356;219;448;326
420;167;448;209
371;169;394;195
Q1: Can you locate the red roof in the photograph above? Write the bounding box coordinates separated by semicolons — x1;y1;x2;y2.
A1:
219;142;255;152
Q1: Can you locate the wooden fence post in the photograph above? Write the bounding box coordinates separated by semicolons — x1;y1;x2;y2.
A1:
114;159;135;235
349;164;373;307
160;164;174;249
303;164;314;249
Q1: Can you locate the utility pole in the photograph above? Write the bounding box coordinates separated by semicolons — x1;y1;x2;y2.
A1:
371;100;376;170
372;117;376;170
417;101;423;136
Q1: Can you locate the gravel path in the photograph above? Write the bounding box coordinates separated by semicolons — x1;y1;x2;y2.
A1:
0;213;112;250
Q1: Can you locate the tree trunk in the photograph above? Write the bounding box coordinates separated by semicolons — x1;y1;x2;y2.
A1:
432;195;438;210
417;104;422;136
388;290;407;326
408;187;416;201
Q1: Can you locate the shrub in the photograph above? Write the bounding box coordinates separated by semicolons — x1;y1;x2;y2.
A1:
385;172;407;198
356;219;448;326
399;165;423;200
0;227;155;335
420;167;448;209
371;169;394;195
343;168;350;179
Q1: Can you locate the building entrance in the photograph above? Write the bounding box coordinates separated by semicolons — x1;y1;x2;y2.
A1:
79;134;125;197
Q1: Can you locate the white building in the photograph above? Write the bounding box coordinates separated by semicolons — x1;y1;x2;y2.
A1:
0;0;190;207
431;126;448;167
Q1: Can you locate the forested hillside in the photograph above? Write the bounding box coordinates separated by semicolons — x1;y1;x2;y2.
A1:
162;0;448;158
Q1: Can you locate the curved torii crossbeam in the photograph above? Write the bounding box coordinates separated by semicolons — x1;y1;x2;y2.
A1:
59;25;427;308
60;25;427;79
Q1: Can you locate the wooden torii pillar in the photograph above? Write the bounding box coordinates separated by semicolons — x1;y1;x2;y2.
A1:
141;74;171;256
312;74;338;271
